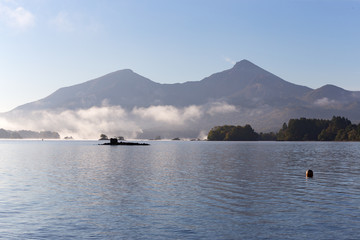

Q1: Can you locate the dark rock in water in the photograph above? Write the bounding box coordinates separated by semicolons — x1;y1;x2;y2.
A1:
100;138;149;146
110;138;119;145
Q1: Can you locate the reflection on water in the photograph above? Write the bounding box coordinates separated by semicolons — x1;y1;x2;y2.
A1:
0;140;360;239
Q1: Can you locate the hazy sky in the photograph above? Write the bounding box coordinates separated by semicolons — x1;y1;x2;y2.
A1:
0;0;359;112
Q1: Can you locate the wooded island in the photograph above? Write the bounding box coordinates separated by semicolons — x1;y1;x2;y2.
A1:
208;116;360;141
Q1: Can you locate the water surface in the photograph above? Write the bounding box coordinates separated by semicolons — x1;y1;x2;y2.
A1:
0;140;359;239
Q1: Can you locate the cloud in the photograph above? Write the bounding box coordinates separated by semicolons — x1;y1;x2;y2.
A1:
49;11;101;34
132;105;203;125
206;102;238;116
0;102;240;139
314;97;337;107
0;1;35;29
50;11;74;32
3;106;142;139
224;57;236;65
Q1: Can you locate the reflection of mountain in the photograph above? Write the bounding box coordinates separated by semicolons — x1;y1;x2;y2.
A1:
8;60;360;137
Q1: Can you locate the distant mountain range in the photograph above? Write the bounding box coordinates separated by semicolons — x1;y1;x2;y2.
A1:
6;60;360;139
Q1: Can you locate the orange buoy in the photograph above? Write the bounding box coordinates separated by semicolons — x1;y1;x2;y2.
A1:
306;169;313;178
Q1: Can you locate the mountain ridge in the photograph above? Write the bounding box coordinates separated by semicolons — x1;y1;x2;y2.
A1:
14;59;316;111
6;59;360;138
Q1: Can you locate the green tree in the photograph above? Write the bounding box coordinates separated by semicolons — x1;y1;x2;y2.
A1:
318;116;352;141
224;125;258;141
208;124;258;141
208;125;233;141
281;118;328;141
99;134;109;140
259;132;277;141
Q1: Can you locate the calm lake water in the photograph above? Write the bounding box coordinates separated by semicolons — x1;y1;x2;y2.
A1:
0;140;360;239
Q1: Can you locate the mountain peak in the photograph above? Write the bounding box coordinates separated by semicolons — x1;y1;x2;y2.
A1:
233;59;257;68
93;69;136;81
319;84;346;91
108;68;134;76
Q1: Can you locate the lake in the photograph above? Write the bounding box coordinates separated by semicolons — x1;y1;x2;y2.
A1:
0;140;360;239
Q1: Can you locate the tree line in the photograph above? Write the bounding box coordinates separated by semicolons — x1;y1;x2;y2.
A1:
207;116;360;141
0;129;60;139
207;124;259;141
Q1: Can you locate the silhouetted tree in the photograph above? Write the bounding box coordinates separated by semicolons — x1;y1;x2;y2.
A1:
208;124;258;141
99;134;109;140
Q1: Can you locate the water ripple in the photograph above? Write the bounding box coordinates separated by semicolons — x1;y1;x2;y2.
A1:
1;141;360;239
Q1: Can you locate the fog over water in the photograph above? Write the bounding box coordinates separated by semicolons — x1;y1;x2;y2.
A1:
0;102;241;139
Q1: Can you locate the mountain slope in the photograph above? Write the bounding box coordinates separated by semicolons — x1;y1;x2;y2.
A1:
15;69;162;111
8;59;360;138
303;84;360;103
14;60;313;111
195;60;312;107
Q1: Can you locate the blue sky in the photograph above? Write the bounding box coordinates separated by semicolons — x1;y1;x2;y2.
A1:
0;0;359;112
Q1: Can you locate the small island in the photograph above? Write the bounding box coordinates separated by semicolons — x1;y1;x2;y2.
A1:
100;138;149;146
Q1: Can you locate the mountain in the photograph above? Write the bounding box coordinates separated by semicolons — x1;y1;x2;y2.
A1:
15;60;312;111
7;60;360;138
303;84;360;104
15;69;161;111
